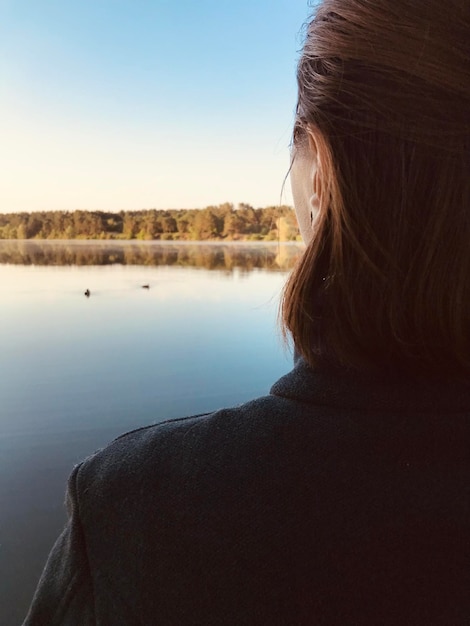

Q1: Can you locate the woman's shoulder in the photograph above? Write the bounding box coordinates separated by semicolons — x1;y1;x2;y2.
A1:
71;358;470;524
91;392;306;456
73;393;306;507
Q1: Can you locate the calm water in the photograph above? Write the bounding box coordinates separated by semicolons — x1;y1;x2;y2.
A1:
0;240;302;624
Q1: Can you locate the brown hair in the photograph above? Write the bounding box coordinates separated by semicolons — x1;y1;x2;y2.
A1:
282;0;470;378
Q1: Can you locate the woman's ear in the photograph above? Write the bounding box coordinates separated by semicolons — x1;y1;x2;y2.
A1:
290;124;328;244
307;128;323;230
307;128;323;201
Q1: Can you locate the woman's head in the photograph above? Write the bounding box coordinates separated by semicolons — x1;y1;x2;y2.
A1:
283;0;470;377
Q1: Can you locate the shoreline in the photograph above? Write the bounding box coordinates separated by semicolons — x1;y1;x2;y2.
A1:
0;239;304;247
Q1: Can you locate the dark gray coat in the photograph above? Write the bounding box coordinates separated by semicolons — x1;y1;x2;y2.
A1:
23;357;470;625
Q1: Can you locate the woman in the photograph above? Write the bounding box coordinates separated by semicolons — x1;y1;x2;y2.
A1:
24;1;470;624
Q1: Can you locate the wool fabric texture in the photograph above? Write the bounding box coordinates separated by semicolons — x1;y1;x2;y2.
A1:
23;356;470;625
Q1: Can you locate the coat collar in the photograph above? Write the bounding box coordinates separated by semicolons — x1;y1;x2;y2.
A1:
271;353;470;413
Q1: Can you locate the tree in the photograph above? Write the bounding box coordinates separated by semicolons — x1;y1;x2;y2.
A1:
192;209;219;240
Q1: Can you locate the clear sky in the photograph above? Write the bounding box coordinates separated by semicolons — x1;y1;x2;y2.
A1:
0;0;312;213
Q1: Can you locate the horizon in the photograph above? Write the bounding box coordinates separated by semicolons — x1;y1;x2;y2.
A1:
0;1;311;214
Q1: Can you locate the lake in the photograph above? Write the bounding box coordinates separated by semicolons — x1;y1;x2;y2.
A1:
0;239;302;625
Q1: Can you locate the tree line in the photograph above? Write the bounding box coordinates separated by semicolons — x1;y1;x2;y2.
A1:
0;203;299;241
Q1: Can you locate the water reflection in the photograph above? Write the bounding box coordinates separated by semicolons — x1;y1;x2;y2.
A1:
0;240;303;272
1;243;297;624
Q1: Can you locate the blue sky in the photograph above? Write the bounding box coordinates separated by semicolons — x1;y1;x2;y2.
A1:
0;1;312;212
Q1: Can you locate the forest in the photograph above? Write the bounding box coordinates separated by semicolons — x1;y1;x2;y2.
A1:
0;203;299;241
